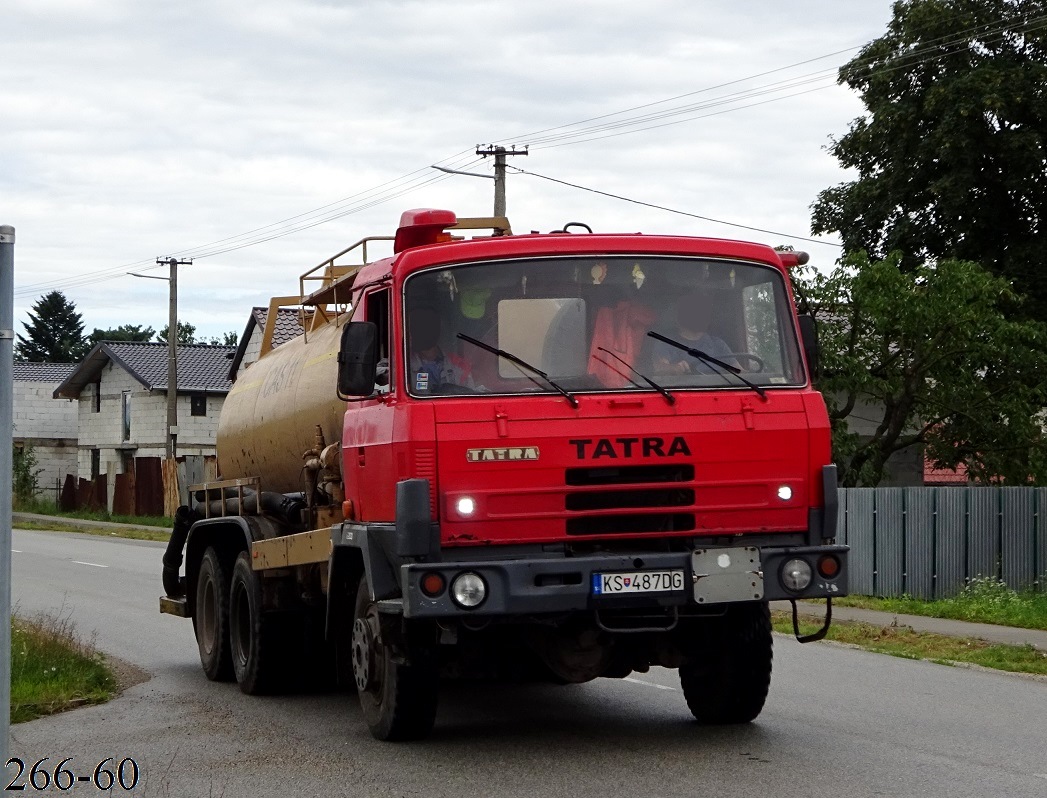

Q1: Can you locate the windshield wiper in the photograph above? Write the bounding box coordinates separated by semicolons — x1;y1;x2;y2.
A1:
646;331;767;400
457;333;579;408
595;347;675;405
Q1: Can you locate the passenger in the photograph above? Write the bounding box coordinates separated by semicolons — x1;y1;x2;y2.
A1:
409;305;473;392
650;290;734;375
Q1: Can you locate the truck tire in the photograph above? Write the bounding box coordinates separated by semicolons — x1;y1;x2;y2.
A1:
194;547;233;682
229;551;290;695
352;580;438;741
679;601;772;725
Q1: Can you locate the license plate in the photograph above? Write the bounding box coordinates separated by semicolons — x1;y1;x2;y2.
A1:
592;570;685;595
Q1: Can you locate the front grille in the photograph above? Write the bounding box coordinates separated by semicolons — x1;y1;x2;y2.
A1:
566;488;695;511
564;464;696;536
565;464;694;486
566;513;695;536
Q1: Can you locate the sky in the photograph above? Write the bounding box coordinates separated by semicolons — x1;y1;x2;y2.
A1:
2;0;896;344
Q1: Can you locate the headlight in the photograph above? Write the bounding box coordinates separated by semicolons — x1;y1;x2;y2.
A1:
456;496;476;516
781;558;813;592
777;485;793;501
451;572;487;609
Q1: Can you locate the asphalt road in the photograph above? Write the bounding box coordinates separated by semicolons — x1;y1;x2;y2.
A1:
8;528;1047;798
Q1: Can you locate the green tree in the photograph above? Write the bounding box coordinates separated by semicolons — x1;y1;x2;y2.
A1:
88;324;156;345
156;321;197;344
202;331;239;346
15;291;88;363
811;0;1047;319
793;254;1047;487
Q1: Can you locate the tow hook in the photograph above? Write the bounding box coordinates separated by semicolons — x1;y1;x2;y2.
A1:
791;597;832;643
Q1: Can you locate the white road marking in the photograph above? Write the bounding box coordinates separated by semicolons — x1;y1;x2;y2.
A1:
623;676;676;691
11;549;21;553
71;560;108;568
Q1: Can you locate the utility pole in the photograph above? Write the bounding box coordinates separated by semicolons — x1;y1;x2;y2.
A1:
0;224;14;763
475;145;527;217
159;258;191;459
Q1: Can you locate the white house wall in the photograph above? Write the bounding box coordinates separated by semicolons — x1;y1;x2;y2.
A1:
13;379;78;499
76;362;225;481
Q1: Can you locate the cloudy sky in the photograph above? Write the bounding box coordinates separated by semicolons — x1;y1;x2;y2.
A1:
3;0;895;343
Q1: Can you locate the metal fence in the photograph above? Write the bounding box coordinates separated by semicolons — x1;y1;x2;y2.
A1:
838;487;1047;598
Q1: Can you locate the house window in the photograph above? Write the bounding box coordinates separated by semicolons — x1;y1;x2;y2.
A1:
90;449;100;479
191;394;207;417
92;380;101;413
122;392;131;441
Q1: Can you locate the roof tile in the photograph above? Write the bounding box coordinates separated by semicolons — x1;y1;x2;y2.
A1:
12;362;77;382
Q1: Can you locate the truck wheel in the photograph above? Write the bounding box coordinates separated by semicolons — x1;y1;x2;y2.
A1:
352;580;438;741
679;601;772;724
194;547;233;681
229;551;290;695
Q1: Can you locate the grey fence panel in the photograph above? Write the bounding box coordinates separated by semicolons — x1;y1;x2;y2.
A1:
1001;488;1036;591
1037;488;1047;590
967;490;1000;581
837;489;848;545
840;486;1044;597
875;488;905;596
903;488;935;599
935;489;968;598
846;489;876;595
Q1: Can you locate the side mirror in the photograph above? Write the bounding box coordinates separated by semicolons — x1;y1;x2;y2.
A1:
337;321;378;398
797;314;820;381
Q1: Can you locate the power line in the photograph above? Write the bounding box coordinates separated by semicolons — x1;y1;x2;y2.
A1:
509;166;841;247
492;13;1047;151
14;152;485;297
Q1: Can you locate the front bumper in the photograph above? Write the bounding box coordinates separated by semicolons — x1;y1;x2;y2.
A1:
400;543;847;618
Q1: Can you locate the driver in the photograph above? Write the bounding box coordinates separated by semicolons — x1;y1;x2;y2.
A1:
409;305;473;393
650;290;735;375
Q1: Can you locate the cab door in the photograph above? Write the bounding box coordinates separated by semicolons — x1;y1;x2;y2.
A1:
342;287;398;520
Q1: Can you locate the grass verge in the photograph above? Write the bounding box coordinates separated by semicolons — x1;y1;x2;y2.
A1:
11;613;118;723
771;611;1047;676
12;520;171;542
14;497;173;529
829;578;1047;631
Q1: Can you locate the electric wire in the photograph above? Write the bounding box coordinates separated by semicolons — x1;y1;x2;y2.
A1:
14;153;484;297
509;165;842;247
501;15;1047;150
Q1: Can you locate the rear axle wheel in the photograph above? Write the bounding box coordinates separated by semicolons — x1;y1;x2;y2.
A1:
193;547;233;681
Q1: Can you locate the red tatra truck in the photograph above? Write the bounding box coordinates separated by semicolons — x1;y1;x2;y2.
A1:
160;208;847;741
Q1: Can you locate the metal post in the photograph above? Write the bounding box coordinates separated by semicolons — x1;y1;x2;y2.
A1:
0;224;15;762
167;258;178;460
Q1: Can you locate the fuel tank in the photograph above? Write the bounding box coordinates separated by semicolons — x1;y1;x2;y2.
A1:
217;318;347;493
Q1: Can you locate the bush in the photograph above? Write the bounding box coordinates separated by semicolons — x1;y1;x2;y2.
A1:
12;444;42;504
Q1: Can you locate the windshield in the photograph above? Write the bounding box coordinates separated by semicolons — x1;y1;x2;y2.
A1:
402;256;805;398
